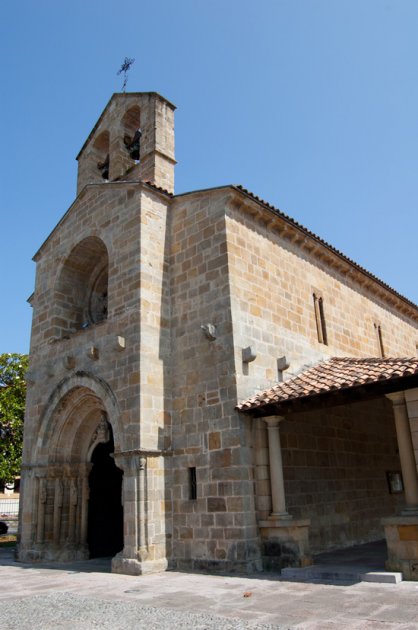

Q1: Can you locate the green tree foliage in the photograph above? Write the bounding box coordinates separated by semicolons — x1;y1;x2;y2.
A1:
0;353;28;484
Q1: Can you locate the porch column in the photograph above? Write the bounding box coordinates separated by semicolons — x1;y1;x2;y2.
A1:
258;415;311;570
263;416;290;519
386;392;418;514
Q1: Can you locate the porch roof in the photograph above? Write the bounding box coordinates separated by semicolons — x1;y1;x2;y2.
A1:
237;357;418;417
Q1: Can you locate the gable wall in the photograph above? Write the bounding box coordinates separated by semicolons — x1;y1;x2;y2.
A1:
26;183;171;458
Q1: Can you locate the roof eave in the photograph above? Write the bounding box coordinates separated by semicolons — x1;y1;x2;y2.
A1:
238;372;418;418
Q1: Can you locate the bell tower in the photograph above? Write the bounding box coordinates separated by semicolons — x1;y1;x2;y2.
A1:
76;92;176;194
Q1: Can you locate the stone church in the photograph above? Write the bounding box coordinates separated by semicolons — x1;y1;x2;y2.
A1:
18;92;418;579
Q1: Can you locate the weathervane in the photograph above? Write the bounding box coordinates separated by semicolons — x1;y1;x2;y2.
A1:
117;57;135;92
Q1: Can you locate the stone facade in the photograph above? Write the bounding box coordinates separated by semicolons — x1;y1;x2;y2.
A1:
18;92;418;577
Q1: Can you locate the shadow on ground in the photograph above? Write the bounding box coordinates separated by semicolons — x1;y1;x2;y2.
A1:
0;539;390;585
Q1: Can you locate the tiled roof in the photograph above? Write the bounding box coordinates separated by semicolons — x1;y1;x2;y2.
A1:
237;357;418;412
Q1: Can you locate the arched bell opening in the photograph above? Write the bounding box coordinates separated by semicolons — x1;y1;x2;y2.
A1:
94;131;110;180
122;105;141;162
87;424;123;558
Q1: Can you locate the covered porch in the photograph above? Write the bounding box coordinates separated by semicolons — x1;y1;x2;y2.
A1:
238;357;418;580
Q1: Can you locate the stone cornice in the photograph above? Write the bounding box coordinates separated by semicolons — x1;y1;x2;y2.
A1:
228;186;418;324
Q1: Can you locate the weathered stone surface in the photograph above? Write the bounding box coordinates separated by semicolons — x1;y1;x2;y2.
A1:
19;91;418;577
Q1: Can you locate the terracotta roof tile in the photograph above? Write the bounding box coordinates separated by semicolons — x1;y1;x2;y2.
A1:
237;357;418;412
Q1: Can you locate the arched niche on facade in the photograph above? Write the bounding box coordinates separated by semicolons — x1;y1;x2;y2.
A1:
54;236;109;337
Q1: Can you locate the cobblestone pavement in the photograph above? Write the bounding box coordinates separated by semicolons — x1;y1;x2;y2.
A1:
1;548;418;629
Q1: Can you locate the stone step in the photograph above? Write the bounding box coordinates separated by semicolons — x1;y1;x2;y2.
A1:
281;565;403;584
359;571;402;584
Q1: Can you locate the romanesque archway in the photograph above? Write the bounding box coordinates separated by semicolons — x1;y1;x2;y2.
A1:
18;373;124;563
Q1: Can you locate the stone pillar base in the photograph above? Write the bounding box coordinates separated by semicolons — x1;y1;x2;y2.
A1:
259;517;312;571
382;516;418;581
17;544;89;564
111;554;168;576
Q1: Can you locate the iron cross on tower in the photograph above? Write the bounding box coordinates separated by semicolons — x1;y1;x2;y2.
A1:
117;57;135;92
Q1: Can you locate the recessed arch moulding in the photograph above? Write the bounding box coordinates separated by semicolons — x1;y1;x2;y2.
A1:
53;236;109;339
18;372;124;563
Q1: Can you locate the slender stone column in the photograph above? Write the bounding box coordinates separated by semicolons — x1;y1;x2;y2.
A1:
60;478;68;544
53;477;64;544
137;456;148;561
80;472;90;547
386;392;418;514
36;477;47;544
263;416;291;519
67;478;78;543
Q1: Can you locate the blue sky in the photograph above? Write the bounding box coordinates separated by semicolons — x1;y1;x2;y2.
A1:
1;0;417;354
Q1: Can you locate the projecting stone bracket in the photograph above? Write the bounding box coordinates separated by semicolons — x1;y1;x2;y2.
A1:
242;346;257;363
115;336;126;351
201;323;216;340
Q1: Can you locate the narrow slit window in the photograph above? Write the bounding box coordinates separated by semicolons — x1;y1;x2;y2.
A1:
313;291;328;345
374;322;385;357
189;467;197;500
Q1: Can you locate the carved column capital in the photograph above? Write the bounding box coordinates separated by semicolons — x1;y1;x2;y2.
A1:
263;415;285;428
113;451;146;473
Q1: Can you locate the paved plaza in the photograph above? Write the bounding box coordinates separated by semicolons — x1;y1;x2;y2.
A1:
1;547;418;629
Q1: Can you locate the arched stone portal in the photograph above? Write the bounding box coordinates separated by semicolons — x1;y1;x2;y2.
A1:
18;373;124;564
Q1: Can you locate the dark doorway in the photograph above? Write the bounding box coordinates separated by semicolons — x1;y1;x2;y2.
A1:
87;433;123;558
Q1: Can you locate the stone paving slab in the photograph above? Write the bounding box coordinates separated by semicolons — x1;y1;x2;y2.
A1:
1;549;418;628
